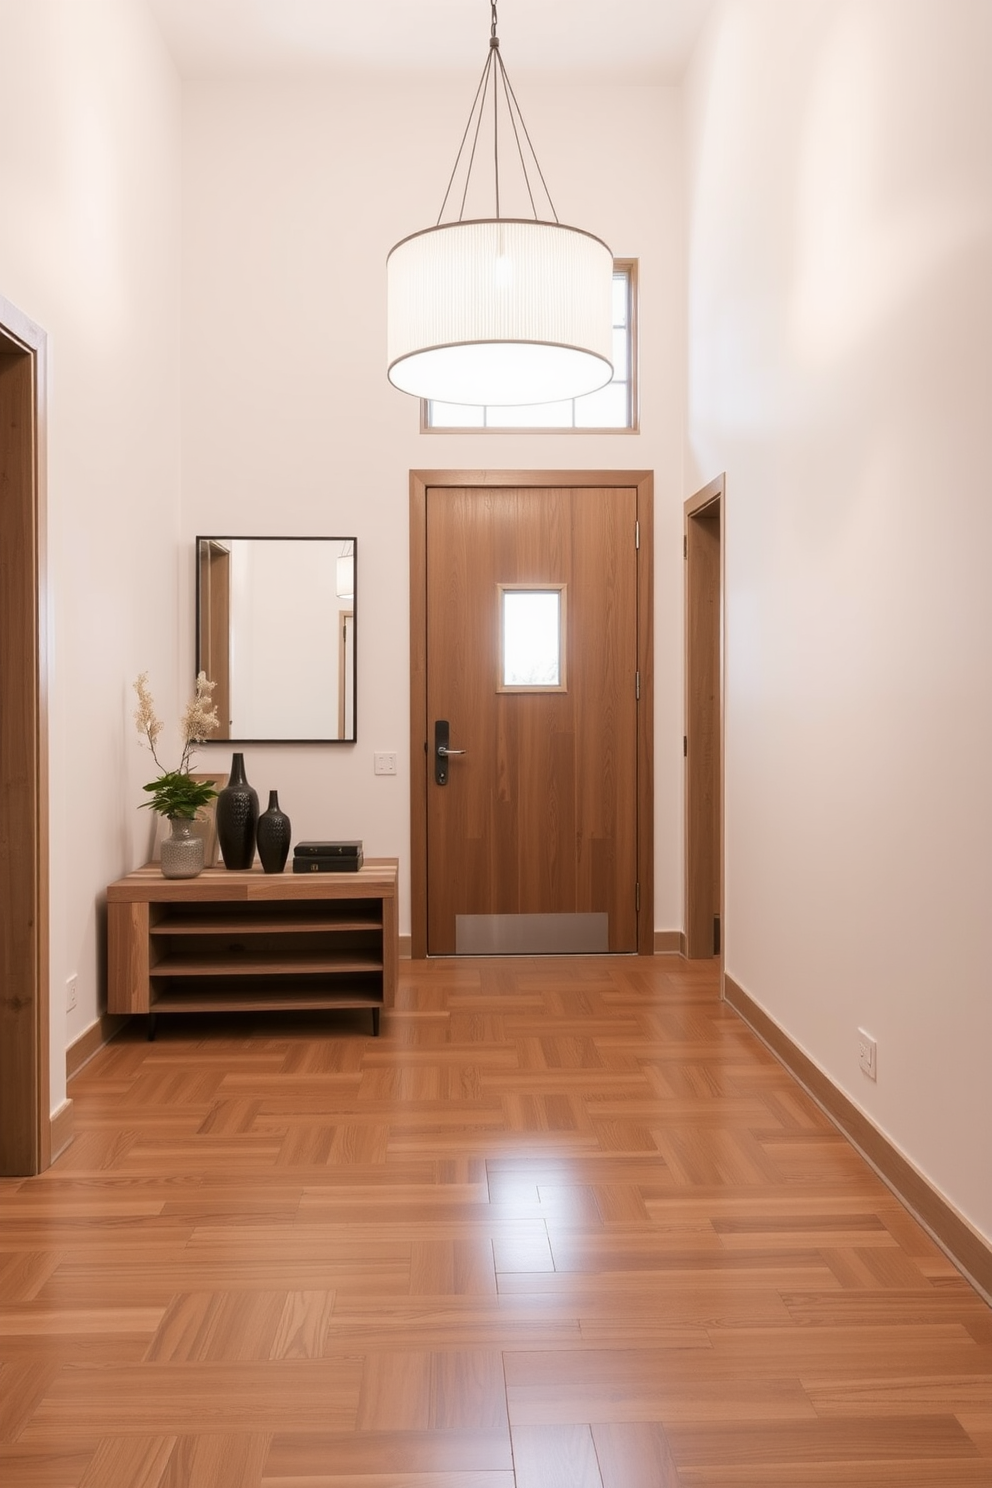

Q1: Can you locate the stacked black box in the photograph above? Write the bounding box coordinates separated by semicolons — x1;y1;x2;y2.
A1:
292;840;364;873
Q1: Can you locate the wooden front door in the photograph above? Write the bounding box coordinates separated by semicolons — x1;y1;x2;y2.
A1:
411;471;653;958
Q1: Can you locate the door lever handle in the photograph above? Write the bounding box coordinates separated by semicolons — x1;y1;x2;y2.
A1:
434;719;466;786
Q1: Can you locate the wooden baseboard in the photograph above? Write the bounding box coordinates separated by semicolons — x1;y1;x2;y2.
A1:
50;1099;73;1162
653;930;683;955
399;934;412;960
67;1013;128;1080
724;972;992;1304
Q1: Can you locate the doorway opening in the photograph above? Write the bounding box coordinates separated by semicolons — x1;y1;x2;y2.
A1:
684;475;724;959
0;294;50;1174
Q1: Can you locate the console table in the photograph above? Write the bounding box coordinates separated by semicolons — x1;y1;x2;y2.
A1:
107;859;398;1037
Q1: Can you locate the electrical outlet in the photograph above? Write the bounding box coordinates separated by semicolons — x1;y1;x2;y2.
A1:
66;975;78;1013
374;752;398;776
858;1028;877;1080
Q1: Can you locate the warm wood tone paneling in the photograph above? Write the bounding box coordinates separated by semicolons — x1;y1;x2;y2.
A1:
0;298;49;1176
0;956;988;1486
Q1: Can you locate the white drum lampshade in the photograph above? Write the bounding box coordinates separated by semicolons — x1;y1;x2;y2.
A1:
387;218;614;407
386;2;615;410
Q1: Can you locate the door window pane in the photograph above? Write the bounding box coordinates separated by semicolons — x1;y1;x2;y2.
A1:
498;586;567;692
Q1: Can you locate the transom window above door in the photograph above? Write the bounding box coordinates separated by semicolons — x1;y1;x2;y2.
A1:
423;261;638;433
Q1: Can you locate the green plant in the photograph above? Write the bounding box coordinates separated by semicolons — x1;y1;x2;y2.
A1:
133;671;220;818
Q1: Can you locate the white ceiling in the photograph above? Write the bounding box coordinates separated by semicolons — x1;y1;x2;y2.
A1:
144;0;716;84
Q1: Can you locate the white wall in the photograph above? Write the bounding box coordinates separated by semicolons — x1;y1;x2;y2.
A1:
0;0;183;1111
179;76;687;935
684;0;992;1242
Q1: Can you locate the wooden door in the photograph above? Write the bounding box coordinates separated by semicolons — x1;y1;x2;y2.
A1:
420;480;643;955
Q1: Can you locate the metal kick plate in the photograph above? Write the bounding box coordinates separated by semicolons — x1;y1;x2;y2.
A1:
455;912;609;955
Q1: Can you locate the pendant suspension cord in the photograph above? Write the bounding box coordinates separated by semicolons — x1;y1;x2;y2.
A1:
436;47;495;225
492;25;500;218
493;50;538;221
434;0;558;227
459;50;493;221
495;49;559;223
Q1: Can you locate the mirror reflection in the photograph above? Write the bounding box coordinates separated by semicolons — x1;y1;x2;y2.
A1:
196;536;356;742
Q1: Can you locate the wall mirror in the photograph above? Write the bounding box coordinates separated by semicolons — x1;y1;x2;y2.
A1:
196;535;356;743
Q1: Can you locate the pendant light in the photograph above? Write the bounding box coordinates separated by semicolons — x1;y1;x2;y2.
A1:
387;1;614;407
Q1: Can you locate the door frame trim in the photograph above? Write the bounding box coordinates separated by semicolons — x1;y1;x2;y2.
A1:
683;473;725;960
0;293;52;1174
410;468;654;958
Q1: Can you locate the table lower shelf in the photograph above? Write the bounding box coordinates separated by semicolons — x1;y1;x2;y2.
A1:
150;954;383;977
150;987;383;1014
144;984;383;1037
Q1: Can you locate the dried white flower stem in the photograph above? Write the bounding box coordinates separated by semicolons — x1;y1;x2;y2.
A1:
133;671;219;775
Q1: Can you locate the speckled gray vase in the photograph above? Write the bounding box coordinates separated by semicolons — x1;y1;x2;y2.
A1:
160;817;204;879
256;790;292;874
215;752;259;869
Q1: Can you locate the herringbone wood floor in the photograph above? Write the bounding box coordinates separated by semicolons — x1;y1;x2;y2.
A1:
1;956;990;1486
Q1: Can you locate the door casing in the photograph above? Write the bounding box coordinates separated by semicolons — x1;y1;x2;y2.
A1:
410;468;654;959
0;294;51;1175
684;474;724;960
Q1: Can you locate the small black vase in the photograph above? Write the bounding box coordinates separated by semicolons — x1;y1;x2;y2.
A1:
215;752;259;870
256;790;291;874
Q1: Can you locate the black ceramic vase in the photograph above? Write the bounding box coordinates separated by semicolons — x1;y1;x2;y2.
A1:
215;752;259;870
256;790;291;874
